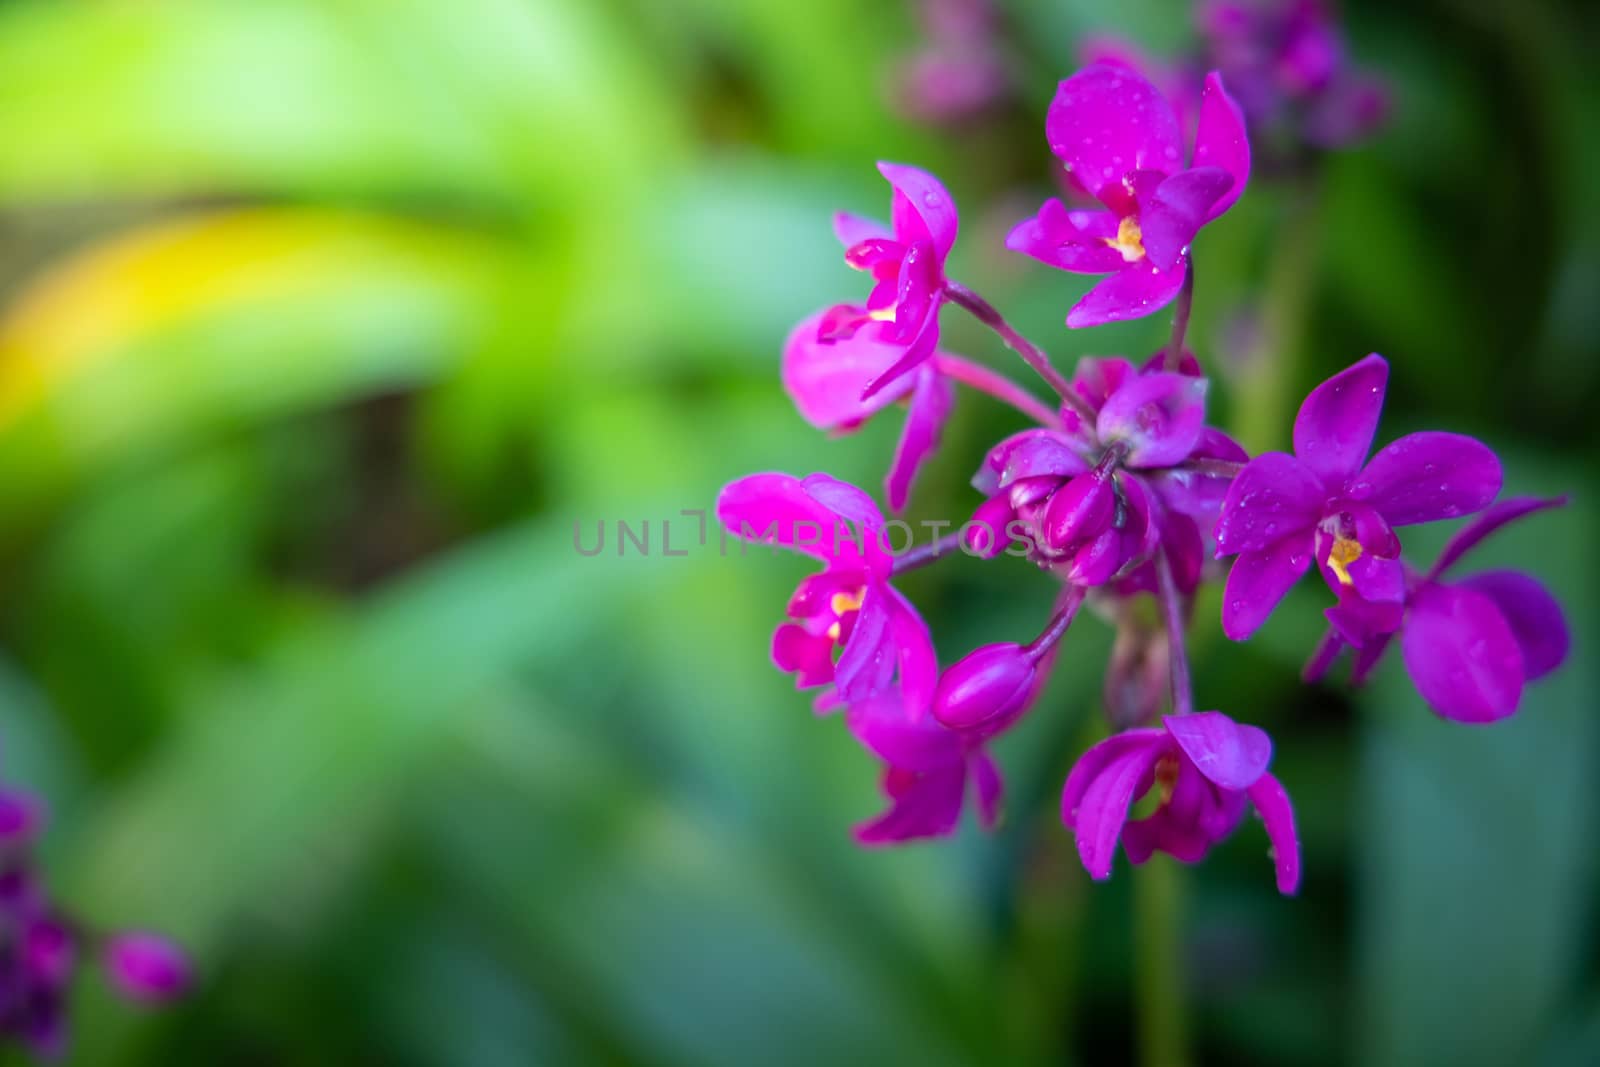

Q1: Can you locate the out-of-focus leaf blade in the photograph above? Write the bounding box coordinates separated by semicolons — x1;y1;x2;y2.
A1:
0;207;518;531
1355;481;1597;1067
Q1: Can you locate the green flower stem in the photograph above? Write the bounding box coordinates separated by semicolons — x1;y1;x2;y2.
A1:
1233;175;1325;451
1135;855;1190;1067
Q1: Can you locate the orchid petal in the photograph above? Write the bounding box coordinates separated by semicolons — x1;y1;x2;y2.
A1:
1073;741;1165;879
771;623;835;690
845;691;962;771
860;297;942;401
1457;571;1570;682
1351;432;1502;526
782;312;916;430
854;764;967;844
1097;372;1208;468
1060;730;1164;829
1402;583;1524;723
1066;260;1189;328
1141;166;1235;271
1323;590;1404;648
834;583;897;704
1165;711;1272;790
1246;773;1301;895
1046;66;1185;208
973;752;1004;829
1192;72;1250;220
1430;495;1568;580
880;161;959;259
834;211;890;248
886;586;940;718
1214;452;1325;556
1004;199;1128;274
886;369;954;513
1221;530;1314;640
1292;353;1387;487
718;472;884;570
1069;356;1138;410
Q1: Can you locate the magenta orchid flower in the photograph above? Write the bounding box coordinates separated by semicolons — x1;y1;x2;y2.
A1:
846;688;1002;844
783;308;954;512
818;163;959;400
1307;497;1571;723
1214;354;1503;640
716;473;937;714
1062;712;1300;893
967;355;1240;587
1006;65;1249;327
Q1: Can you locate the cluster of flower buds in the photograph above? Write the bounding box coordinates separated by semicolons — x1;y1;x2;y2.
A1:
718;56;1569;895
0;779;189;1058
1083;0;1389;166
891;0;1012;124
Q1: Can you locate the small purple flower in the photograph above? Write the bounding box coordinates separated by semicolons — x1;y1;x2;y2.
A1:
819;163;959;399
0;781;188;1056
102;933;192;1004
1061;712;1299;893
782;308;954;512
1006;65;1249;327
846;688;1001;844
1310;497;1571;723
717;473;937;714
1215;354;1502;640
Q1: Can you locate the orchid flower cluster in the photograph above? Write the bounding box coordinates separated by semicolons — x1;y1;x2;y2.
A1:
717;58;1571;896
0;775;189;1058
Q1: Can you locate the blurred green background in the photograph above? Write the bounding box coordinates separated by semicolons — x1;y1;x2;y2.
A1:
0;0;1595;1064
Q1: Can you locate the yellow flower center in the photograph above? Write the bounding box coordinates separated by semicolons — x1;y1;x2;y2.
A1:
825;588;866;642
1103;216;1146;263
1327;537;1363;587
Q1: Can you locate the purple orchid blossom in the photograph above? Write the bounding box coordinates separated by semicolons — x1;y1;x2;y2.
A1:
968;355;1242;587
1214;354;1503;640
846;688;1002;844
1062;712;1300;894
716;473;937;714
1006;65;1249;327
783;308;955;513
1306;496;1571;723
819;163;959;400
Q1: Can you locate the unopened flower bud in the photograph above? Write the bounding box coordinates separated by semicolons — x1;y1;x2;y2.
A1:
933;643;1037;730
1104;624;1170;729
1040;473;1115;556
103;933;192;1004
